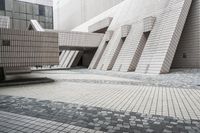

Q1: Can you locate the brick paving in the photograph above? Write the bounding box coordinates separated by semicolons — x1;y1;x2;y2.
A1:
0;111;100;133
0;96;200;133
0;82;200;120
0;69;200;132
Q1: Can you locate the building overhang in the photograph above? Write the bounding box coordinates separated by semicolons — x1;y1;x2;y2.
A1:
88;17;113;33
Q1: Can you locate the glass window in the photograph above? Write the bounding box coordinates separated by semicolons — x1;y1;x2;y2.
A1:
0;0;5;10
39;5;45;16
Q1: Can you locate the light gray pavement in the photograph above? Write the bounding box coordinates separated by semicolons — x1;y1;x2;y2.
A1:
0;69;200;120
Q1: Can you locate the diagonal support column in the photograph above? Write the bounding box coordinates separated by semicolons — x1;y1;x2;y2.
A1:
135;0;193;74
113;17;156;72
88;31;113;69
96;29;122;70
112;22;144;72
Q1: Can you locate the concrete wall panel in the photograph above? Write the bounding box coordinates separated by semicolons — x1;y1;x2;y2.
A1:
136;0;193;74
96;29;122;70
172;0;200;68
112;22;145;72
0;28;59;68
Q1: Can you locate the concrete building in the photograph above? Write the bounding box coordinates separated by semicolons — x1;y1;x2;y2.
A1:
0;0;56;80
28;20;104;69
68;0;199;74
0;0;53;30
53;0;124;31
0;15;59;80
0;0;199;79
53;0;124;68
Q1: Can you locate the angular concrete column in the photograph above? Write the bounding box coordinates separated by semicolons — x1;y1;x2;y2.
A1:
121;25;132;38
63;51;76;68
68;51;80;68
143;16;156;33
172;0;200;68
71;51;84;67
112;17;155;72
135;0;193;74
88;31;113;69
0;67;5;81
112;22;146;72
59;51;70;67
96;29;123;70
27;20;45;31
96;25;132;71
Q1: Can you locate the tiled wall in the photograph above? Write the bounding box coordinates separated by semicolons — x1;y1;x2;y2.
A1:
57;31;104;68
135;0;192;74
0;28;59;68
58;32;104;49
121;25;131;38
0;16;10;28
96;28;123;70
0;0;53;30
172;0;200;68
88;31;113;69
112;21;146;72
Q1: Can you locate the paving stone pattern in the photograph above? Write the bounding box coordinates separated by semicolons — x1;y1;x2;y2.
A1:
67;69;200;89
0;95;200;133
0;111;100;133
1;69;200;120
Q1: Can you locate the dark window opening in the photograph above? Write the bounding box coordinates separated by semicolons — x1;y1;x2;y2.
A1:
28;25;34;30
129;31;150;72
77;56;83;66
121;37;126;42
144;31;150;39
105;41;109;44
39;5;45;16
183;53;187;58
93;27;109;33
0;0;5;10
3;40;10;46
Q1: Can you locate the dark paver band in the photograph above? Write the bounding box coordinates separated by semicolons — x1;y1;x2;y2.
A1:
0;95;200;133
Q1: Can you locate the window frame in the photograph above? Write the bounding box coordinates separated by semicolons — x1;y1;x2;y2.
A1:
0;0;5;10
39;5;45;16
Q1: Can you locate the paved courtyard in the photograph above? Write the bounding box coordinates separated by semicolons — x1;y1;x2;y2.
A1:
0;69;200;133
